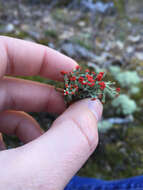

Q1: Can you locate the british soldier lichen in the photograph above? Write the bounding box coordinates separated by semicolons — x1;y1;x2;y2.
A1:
61;65;120;105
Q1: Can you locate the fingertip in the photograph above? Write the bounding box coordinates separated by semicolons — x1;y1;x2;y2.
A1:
62;98;100;151
88;99;103;121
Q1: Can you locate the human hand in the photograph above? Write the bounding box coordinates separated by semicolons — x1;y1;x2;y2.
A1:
0;36;103;190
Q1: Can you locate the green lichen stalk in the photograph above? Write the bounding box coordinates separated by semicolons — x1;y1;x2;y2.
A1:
61;66;120;106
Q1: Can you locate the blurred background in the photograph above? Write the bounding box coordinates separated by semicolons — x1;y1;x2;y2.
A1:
1;0;143;180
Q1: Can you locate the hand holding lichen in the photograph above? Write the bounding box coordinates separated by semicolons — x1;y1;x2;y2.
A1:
61;65;120;105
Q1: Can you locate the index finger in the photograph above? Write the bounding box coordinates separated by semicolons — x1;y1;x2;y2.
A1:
0;36;77;80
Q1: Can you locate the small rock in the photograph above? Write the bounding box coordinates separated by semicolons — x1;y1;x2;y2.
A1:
42;16;53;24
82;1;114;14
135;52;143;60
3;24;15;33
119;147;127;154
61;43;96;60
105;41;115;51
101;52;113;59
20;24;29;31
128;35;141;43
78;21;86;27
107;115;134;124
61;43;76;57
75;44;95;59
92;52;112;64
59;30;74;40
12;19;20;25
126;46;134;54
106;165;112;172
24;37;35;42
48;42;55;49
116;141;124;148
116;40;124;50
27;31;41;40
96;40;105;49
93;55;105;64
6;24;15;32
88;62;107;72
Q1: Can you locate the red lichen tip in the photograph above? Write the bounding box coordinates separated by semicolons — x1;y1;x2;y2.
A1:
70;76;76;81
78;76;84;83
61;67;119;104
99;82;106;90
88;82;95;87
82;82;88;85
91;98;96;101
96;72;104;81
61;71;67;75
85;69;89;73
76;65;81;70
116;88;120;92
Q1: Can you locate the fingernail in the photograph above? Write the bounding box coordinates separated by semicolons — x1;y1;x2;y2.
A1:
88;99;103;121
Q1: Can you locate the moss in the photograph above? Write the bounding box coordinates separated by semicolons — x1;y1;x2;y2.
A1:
18;75;64;89
52;8;72;23
113;0;126;18
37;38;49;46
78;125;143;180
0;2;3;11
44;29;58;39
128;17;142;24
73;38;93;51
2;32;29;39
139;69;143;77
131;83;143;123
131;83;143;108
3;134;22;149
72;33;93;51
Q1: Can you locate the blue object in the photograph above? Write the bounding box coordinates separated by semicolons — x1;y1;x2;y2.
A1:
82;1;114;13
65;175;143;190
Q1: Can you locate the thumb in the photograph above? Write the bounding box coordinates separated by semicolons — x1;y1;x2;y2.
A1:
1;99;103;190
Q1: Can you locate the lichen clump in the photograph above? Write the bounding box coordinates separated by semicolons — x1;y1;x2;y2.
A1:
112;94;137;115
109;66;140;88
61;65;120;105
98;120;113;133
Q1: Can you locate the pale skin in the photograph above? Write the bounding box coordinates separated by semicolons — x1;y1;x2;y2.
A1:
0;36;103;190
